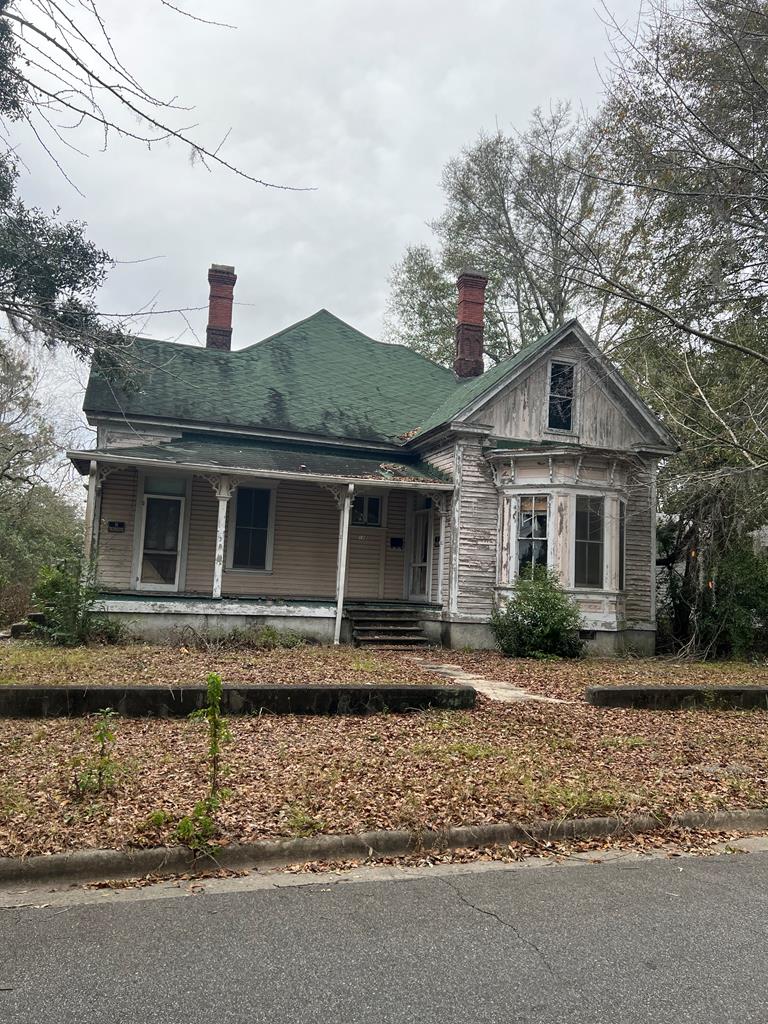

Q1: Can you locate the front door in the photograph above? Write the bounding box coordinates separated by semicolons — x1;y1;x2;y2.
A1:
408;504;431;601
139;495;184;590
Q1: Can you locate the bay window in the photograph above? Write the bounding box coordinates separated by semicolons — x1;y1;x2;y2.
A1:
517;495;548;576
575;495;604;588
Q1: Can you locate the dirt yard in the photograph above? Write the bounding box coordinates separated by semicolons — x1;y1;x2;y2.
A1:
1;640;767;859
0;641;443;687
1;640;765;697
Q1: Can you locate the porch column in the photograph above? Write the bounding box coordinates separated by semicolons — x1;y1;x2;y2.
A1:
83;460;98;563
604;493;621;592
433;494;450;606
334;483;354;645
212;475;235;599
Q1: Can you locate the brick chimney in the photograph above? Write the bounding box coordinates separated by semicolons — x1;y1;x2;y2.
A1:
454;269;487;378
206;263;237;350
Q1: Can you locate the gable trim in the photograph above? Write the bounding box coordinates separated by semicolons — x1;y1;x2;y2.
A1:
451;321;677;452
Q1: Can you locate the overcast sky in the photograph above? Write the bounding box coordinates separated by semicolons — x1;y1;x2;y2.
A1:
18;0;640;363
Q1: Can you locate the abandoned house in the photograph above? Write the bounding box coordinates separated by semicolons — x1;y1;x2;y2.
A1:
68;264;676;652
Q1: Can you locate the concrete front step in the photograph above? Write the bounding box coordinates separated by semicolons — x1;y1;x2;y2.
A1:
347;605;430;647
350;612;422;620
355;635;430;646
351;623;424;634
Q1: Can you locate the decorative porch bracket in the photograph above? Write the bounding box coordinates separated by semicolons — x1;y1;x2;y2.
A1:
326;483;355;645
205;474;236;599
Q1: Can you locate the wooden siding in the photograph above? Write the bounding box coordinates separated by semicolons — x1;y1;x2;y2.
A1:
222;482;340;598
95;468;138;590
184;477;218;592
624;462;654;624
94;473;436;602
346;520;385;599
455;440;498;617
470;338;650;450
422;440;456;607
383;490;406;600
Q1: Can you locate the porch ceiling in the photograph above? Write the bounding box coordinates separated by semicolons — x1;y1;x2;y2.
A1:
68;434;453;490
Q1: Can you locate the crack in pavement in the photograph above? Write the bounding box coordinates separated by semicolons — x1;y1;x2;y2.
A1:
439;875;556;978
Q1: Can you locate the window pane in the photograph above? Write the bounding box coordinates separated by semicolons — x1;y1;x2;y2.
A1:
351;496;365;525
233;528;251;567
576;496;604;541
366;496;381;526
237;488;270;529
550;362;574;397
575;497;604;588
586;543;603;587
588;498;603;541
233;488;271;569
248;529;268;569
144;474;186;496
144;498;180;552
141;552;177;584
518;539;533;572
575;507;588;540
517;496;548;576
548;362;574;431
548;397;572;431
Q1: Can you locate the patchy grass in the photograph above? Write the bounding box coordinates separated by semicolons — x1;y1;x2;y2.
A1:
2;642;765;702
439;650;768;701
0;641;444;687
1;695;768;858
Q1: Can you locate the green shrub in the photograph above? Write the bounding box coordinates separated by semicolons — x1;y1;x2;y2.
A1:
490;568;584;659
31;558;125;646
699;545;768;659
32;559;96;645
175;623;307;651
251;625;305;650
176;672;232;856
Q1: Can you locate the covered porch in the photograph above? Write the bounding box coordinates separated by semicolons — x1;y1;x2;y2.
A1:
70;435;453;643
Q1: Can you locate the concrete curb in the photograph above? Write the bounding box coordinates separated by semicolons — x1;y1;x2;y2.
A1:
586;685;768;709
0;684;475;718
2;807;768;885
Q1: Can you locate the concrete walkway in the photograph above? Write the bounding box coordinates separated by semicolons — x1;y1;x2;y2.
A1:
412;657;570;704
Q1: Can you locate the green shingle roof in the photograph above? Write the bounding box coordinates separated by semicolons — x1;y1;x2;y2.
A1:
85;310;460;446
69;434;452;486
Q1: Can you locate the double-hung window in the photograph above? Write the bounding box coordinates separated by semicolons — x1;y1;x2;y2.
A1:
351;495;381;527
575;495;604;588
231;487;273;570
548;361;575;431
517;495;548;576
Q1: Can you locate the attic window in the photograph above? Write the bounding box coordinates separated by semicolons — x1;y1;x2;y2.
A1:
548;361;575;431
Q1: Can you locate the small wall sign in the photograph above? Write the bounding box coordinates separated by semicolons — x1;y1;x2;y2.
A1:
107;521;126;533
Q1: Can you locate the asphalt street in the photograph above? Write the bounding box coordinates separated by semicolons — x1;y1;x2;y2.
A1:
2;849;768;1023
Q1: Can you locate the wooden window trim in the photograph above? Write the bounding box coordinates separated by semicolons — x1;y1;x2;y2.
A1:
225;483;277;574
574;493;605;589
546;357;578;435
